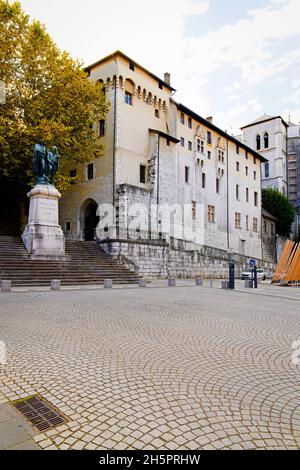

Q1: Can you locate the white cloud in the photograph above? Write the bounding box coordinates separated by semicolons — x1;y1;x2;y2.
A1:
18;0;300;130
183;0;300;85
184;0;210;16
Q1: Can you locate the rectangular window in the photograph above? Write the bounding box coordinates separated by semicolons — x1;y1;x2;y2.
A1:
265;162;269;178
253;217;258;232
254;170;257;180
197;139;204;153
125;91;133;105
264;220;267;234
254;157;257;165
188;141;192;151
208;205;215;223
236;145;240;154
140;164;146;184
129;61;135;71
207;151;211;159
185;166;190;184
69;169;77;178
181;137;185;147
207;131;212;145
166;139;170;147
87;163;94;180
236;161;240;172
66;221;71;232
245;166;248;176
202;173;206;189
245;152;248;160
99;119;105;137
246;215;249;231
235;212;241;229
192;201;196;220
158;82;163;90
236;184;239;200
246;188;249;202
218;150;224;162
155;109;160;118
180;112;185;124
254;191;258;206
188;117;192;129
216;178;219;194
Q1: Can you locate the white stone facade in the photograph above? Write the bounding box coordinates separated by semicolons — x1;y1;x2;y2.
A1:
241;115;288;196
60;51;265;261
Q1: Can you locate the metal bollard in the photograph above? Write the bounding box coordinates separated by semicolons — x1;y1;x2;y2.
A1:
51;279;61;290
228;262;235;290
104;279;113;288
195;278;203;286
1;280;11;292
139;279;146;288
168;278;176;287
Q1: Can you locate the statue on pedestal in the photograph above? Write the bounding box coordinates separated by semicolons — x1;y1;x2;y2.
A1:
32;141;60;185
22;140;65;259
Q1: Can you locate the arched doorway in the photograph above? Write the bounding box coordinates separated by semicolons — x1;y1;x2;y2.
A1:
80;199;99;241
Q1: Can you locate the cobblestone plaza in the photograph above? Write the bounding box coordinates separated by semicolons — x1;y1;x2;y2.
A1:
0;282;300;450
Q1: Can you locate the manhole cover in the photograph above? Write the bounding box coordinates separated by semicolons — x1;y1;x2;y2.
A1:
12;395;67;432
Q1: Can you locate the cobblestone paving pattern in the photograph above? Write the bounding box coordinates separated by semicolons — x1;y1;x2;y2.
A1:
0;285;299;450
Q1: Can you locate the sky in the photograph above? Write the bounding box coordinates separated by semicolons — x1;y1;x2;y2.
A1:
18;0;300;134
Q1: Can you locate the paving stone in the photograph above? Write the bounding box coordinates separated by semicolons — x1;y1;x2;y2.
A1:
0;286;299;450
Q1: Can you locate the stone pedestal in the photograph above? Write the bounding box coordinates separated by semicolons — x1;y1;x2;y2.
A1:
22;184;65;259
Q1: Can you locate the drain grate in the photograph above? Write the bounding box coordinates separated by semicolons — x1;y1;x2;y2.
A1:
12;395;67;432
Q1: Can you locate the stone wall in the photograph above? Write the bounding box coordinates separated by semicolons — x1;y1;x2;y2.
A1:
98;238;275;280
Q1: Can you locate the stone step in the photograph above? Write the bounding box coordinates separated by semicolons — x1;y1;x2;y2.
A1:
0;236;139;286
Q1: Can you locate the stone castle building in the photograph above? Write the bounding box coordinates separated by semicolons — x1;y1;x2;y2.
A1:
240;114;288;196
59;51;270;278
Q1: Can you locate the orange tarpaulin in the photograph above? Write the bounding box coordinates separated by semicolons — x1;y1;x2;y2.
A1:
272;240;300;284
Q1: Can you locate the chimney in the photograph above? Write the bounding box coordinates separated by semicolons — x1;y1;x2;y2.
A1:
164;72;171;86
206;116;213;123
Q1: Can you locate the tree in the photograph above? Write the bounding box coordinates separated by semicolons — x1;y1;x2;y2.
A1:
0;0;109;200
262;188;295;236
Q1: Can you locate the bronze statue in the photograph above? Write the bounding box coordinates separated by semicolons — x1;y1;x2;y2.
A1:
47;145;60;183
32;141;60;185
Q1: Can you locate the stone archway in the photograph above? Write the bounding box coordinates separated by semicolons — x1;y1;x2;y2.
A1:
80;199;99;241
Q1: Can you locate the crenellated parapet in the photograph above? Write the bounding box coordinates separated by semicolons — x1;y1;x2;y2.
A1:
96;75;168;111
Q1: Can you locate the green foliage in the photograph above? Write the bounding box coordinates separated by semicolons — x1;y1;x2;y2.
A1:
262;188;295;236
0;0;109;196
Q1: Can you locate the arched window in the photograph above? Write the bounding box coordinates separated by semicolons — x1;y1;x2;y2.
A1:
265;162;269;178
256;135;261;151
264;132;269;149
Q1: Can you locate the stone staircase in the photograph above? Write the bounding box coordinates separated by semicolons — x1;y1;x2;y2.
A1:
0;236;139;286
